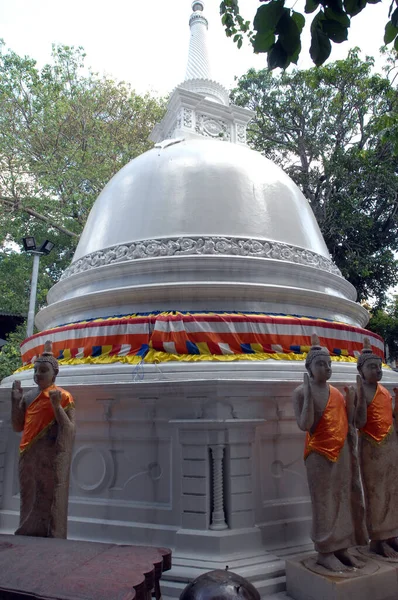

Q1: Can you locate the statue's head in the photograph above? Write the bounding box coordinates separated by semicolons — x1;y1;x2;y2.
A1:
305;334;332;382
357;337;382;384
33;340;59;390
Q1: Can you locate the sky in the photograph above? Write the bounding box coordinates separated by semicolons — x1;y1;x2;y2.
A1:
0;0;392;97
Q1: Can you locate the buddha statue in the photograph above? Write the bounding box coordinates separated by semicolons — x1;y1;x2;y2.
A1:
11;340;75;538
292;334;367;571
356;337;398;558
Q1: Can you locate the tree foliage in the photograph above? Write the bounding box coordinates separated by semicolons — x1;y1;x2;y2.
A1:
368;297;398;359
220;0;398;69
0;42;165;319
231;51;398;305
0;322;26;381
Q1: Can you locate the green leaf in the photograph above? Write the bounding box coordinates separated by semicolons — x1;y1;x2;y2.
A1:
324;6;350;26
343;0;366;16
391;6;398;27
267;41;289;69
384;20;398;44
253;1;285;33
310;15;332;65
253;31;276;52
322;18;349;42
395;35;398;50
289;40;302;63
291;10;306;32
327;0;344;12
277;11;301;55
305;0;319;13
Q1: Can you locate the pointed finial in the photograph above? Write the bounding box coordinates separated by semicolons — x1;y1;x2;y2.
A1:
311;333;320;346
363;337;371;351
43;340;54;356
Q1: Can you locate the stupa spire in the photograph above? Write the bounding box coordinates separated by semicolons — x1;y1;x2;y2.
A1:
150;0;254;145
185;1;211;81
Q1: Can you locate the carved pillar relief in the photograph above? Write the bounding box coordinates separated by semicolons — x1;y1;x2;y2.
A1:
174;414;264;532
209;443;228;530
236;123;247;144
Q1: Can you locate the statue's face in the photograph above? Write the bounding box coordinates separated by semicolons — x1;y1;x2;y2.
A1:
34;361;56;390
361;358;382;384
309;355;332;382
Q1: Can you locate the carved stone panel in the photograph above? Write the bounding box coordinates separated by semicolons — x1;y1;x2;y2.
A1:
70;438;171;508
195;113;231;140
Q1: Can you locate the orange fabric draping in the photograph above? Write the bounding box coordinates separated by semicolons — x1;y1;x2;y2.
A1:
304;385;348;462
360;384;393;444
20;385;74;455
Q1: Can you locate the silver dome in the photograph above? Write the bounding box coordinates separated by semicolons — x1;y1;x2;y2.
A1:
73;139;329;261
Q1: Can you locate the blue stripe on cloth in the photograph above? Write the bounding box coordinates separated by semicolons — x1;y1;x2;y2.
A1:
186;341;200;354
136;344;150;357
290;345;302;354
92;346;102;357
240;343;255;354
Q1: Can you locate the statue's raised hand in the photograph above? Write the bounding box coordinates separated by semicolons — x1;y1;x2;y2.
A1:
303;372;311;399
12;380;23;403
356;374;364;403
49;389;61;410
344;385;355;409
344;385;356;422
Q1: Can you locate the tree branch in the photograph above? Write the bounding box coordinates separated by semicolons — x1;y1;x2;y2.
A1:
0;196;79;238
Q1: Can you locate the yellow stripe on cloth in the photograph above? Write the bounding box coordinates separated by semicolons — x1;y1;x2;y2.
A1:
196;342;211;355
250;343;264;353
144;350;359;364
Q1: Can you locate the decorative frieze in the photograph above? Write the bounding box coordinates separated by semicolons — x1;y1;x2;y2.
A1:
61;236;342;280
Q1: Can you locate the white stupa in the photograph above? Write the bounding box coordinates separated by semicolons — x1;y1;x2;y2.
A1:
0;3;396;597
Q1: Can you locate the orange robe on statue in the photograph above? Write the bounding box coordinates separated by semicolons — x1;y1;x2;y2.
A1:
20;385;74;455
359;384;398;540
304;386;348;462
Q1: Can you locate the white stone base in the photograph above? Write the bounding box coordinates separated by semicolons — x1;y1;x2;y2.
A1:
286;555;398;600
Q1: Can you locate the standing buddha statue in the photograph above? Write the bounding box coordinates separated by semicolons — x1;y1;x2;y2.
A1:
11;340;75;538
293;334;366;571
356;337;398;559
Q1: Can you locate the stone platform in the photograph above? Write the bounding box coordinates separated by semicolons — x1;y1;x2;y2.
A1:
0;534;171;600
286;554;398;600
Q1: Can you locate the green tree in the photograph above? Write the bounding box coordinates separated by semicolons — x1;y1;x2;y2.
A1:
368;297;398;360
231;51;398;305
0;322;26;381
220;0;398;69
0;42;165;318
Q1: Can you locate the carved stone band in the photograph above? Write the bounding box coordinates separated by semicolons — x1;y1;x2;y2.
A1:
61;237;342;280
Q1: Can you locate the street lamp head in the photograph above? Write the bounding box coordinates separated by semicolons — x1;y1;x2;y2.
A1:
22;237;37;252
38;239;55;255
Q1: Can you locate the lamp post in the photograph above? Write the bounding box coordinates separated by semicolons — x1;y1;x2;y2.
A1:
22;237;55;338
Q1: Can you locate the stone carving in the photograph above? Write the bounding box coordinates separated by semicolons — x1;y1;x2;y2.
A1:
11;341;75;538
61;236;342;280
236;123;246;144
195;113;231;140
356;338;398;559
292;334;367;572
183;108;193;128
209;445;228;530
